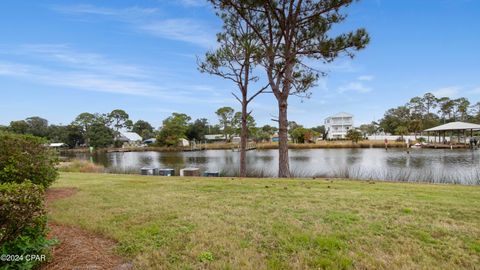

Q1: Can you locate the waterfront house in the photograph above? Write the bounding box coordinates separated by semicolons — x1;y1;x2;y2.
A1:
324;112;354;139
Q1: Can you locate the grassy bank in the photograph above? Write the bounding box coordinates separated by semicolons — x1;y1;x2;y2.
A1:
48;173;480;269
257;140;407;149
63;143;240;153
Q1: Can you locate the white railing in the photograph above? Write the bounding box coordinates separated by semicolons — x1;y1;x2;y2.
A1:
330;121;353;125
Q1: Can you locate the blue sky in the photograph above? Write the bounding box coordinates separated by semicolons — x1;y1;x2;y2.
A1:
1;0;479;128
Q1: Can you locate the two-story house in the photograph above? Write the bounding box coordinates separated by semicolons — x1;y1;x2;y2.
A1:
324;112;354;139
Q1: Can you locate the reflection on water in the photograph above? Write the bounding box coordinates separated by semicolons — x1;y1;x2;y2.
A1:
66;148;480;184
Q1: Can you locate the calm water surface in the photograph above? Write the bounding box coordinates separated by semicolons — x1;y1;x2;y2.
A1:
67;148;480;184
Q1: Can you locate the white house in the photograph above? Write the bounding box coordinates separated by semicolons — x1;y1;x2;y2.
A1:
324;112;354;139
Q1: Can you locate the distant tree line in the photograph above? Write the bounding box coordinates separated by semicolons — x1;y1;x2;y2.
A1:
1;107;330;148
158;108;290;146
2;110;149;148
359;93;480;136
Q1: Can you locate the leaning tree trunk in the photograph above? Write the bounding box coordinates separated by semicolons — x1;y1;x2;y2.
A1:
239;99;248;177
278;99;290;178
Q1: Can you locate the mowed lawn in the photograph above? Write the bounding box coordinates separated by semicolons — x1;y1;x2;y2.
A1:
48;173;480;269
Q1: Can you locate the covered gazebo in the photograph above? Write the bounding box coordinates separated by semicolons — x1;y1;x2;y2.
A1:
424;121;480;145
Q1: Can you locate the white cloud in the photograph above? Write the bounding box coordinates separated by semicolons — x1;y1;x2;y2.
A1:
14;44;151;78
0;43;236;106
357;75;374;81
178;0;208;7
52;4;158;18
0;61;157;96
0;59;237;106
0;62;29;76
53;4;118;16
431;86;460;98
468;87;480;94
140;19;216;47
338;82;372;93
52;4;217;47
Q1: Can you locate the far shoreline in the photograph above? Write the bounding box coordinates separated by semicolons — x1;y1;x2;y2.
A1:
63;140;471;153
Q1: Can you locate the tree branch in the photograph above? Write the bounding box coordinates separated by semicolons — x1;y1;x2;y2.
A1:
231;92;243;104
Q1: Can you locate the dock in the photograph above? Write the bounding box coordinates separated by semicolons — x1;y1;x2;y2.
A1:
232;142;257;152
422;144;469;149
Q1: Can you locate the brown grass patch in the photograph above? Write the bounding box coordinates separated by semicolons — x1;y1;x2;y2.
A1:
39;224;130;270
46;187;79;204
43;187;130;270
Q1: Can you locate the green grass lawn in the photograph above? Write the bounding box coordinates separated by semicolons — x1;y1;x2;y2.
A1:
49;173;480;269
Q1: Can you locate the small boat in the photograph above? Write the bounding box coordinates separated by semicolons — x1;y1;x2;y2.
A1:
411;143;422;148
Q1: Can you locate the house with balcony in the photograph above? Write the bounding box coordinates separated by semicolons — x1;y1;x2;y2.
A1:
324;112;354;139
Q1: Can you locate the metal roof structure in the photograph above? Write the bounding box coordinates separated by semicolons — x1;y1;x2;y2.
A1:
118;131;142;142
424;121;480;132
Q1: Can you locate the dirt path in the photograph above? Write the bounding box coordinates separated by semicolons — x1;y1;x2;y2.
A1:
41;188;132;270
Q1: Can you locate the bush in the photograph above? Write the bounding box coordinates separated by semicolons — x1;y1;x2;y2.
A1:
0;182;55;269
0;132;58;188
0;182;45;245
346;129;362;144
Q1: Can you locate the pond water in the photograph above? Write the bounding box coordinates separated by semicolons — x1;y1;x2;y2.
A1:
66;148;480;184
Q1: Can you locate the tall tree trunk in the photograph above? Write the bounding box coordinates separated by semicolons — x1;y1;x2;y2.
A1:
224;122;228;142
240;99;248;177
277;53;293;178
278;98;290;178
85;125;90;147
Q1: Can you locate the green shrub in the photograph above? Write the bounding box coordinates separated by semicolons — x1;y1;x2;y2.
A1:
0;182;55;269
0;182;45;245
0;132;58;188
